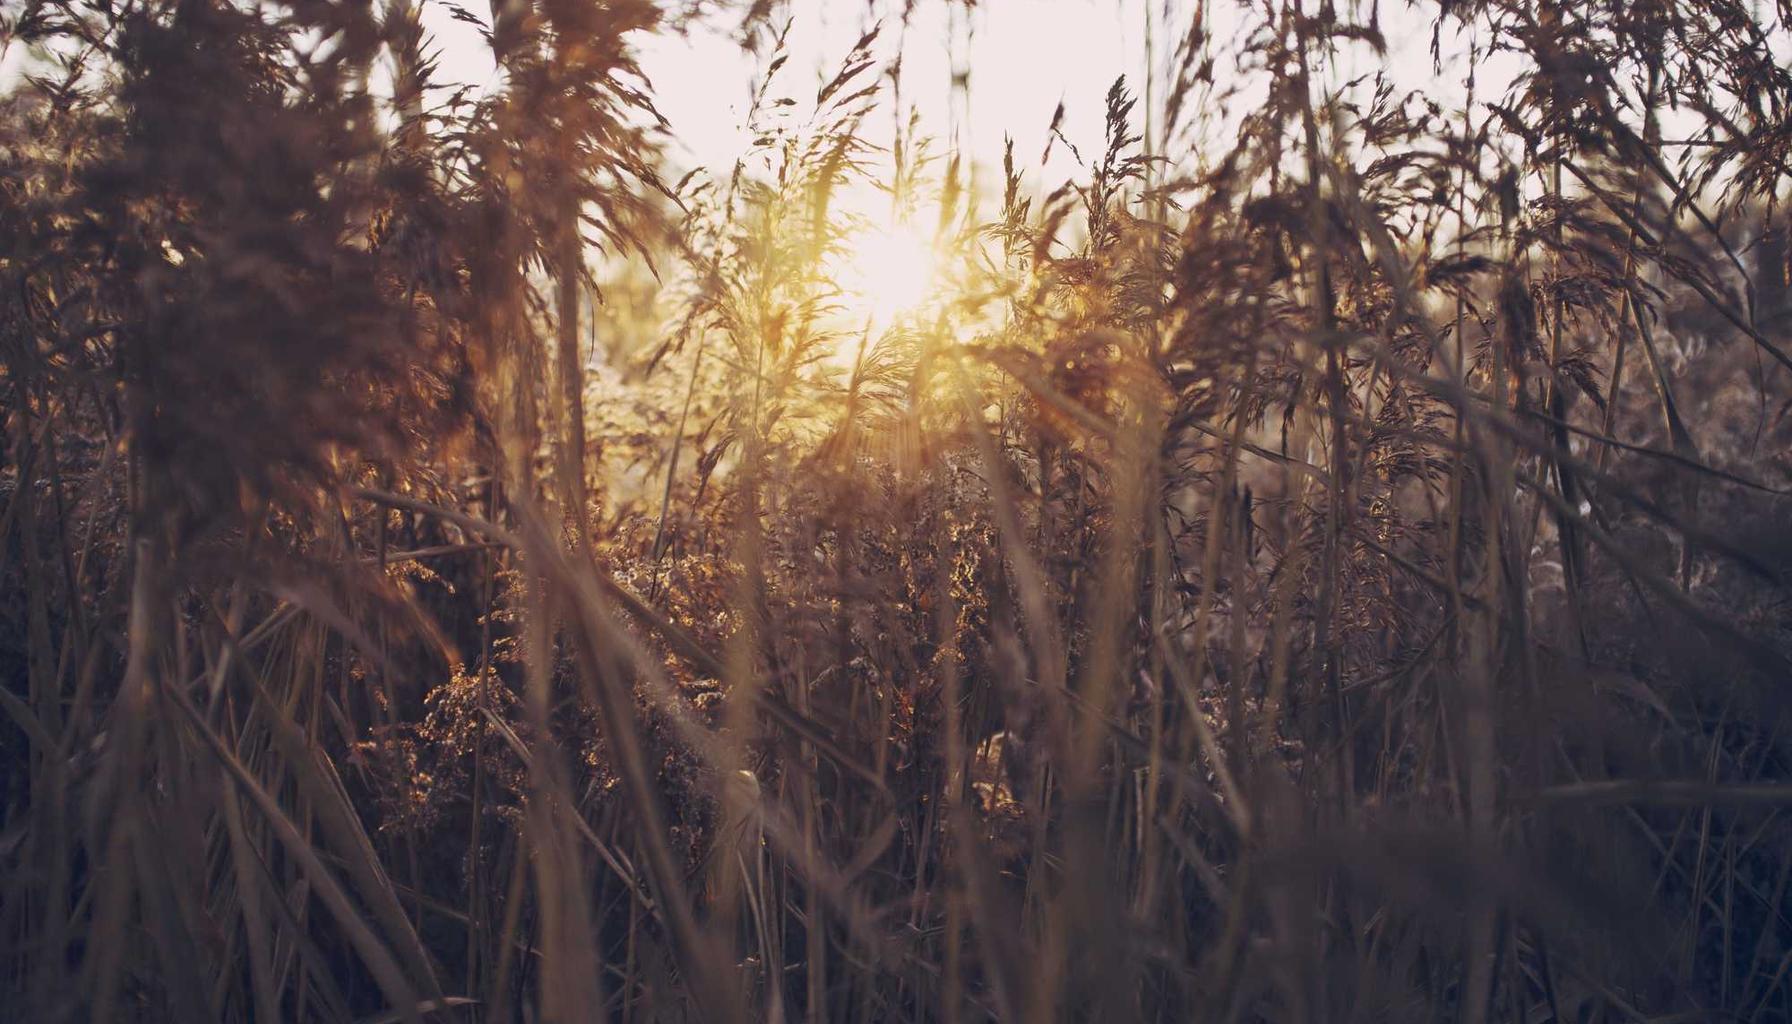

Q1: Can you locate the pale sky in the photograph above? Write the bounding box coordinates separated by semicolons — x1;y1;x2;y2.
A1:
634;0;1144;174
414;0;1514;192
420;0;1161;182
0;1;1510;187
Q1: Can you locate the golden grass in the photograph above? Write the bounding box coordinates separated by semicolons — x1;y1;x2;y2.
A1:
4;1;1792;1021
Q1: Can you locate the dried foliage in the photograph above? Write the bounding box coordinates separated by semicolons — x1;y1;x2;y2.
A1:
5;0;1792;1021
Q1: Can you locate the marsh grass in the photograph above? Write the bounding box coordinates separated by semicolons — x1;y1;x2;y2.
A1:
5;0;1792;1020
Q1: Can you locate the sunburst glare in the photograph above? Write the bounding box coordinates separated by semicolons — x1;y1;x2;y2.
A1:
832;215;942;329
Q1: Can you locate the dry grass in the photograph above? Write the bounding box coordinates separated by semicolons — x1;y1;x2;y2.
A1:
5;0;1792;1021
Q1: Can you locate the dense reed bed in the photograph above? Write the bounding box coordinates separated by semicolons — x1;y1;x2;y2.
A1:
5;0;1792;1020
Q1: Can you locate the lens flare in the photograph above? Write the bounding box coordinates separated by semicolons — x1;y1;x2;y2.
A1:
834;218;941;327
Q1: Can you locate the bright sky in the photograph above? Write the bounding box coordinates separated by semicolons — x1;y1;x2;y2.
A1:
6;0;1763;182
420;0;1159;181
416;0;1510;190
0;1;1508;188
411;0;1503;339
636;0;1143;174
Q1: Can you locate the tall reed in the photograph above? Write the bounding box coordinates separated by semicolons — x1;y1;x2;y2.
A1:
4;1;1792;1021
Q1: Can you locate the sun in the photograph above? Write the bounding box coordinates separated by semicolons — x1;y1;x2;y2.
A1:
833;217;942;328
